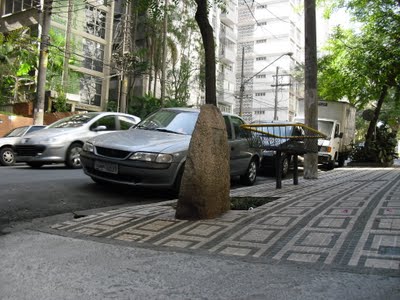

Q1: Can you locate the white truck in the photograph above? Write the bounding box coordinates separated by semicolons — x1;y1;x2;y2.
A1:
295;100;356;169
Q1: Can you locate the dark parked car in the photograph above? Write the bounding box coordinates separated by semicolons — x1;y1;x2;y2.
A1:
15;112;140;169
0;125;45;166
253;121;305;177
80;108;262;192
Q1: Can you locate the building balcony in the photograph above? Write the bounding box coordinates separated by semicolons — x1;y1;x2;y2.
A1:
220;2;237;26
219;46;236;64
220;25;237;42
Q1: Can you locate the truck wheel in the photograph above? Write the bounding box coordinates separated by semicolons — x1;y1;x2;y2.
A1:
0;147;15;166
327;160;335;170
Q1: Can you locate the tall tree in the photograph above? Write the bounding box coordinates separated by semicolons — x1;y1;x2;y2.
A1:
318;0;400;148
175;0;230;220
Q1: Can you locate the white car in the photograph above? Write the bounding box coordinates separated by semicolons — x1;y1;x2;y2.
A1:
0;125;45;166
15;112;140;169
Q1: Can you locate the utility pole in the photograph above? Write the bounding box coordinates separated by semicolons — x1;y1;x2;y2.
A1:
119;1;131;113
62;0;73;92
273;66;279;120
239;47;245;116
34;0;52;125
272;72;292;120
304;0;318;179
161;0;168;105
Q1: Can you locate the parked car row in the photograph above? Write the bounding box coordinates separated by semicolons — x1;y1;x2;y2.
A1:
1;109;304;191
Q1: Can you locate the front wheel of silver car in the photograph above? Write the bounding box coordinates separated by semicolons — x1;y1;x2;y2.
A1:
240;158;258;186
0;147;15;166
65;142;83;169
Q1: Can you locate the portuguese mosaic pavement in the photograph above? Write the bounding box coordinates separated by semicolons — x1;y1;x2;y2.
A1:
50;167;400;275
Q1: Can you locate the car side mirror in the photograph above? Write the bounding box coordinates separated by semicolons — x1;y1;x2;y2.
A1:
93;125;107;131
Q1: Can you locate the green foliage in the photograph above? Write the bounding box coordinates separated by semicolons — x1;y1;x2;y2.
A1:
350;124;398;164
53;91;69;112
106;100;118;112
128;94;163;119
318;0;400;145
128;94;187;119
0;28;38;103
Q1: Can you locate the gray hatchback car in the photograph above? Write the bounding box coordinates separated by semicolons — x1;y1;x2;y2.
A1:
15;112;140;168
80;108;261;191
0;125;45;166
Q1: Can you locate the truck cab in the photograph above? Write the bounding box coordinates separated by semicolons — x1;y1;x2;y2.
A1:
295;100;356;170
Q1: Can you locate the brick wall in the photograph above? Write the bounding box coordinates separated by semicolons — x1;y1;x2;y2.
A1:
0;112;78;137
0;114;33;137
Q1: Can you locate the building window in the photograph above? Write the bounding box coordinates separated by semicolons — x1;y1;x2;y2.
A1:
85;4;106;39
258;5;267;9
4;0;34;15
256;74;266;78
83;39;104;72
256;57;266;61
254;110;265;115
255;92;266;96
256;39;267;44
80;75;102;106
258;22;267;26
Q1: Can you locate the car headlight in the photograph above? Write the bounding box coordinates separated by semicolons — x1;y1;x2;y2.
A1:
83;142;94;153
129;152;173;163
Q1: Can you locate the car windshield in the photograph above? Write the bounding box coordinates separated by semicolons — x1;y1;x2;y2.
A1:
48;114;98;128
263;126;293;137
3;126;28;137
136;110;198;135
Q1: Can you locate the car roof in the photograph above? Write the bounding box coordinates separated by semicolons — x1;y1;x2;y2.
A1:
158;107;243;118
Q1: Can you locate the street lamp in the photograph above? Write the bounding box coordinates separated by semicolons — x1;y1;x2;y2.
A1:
238;51;293;116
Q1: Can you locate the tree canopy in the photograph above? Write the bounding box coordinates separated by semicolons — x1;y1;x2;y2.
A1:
318;0;400;147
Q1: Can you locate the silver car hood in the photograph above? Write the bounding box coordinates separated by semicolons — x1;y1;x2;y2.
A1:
89;129;191;153
18;128;77;142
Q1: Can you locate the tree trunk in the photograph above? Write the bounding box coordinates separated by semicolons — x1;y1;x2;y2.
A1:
175;0;230;220
365;84;388;148
194;0;216;106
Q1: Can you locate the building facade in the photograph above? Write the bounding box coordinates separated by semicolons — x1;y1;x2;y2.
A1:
235;0;304;122
0;0;115;112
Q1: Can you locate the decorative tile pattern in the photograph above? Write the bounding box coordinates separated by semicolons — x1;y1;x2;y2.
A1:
51;168;400;274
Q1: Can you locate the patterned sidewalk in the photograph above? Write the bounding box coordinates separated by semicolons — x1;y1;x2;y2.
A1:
50;167;400;275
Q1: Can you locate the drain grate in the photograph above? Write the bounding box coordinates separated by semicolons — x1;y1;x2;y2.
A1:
230;196;279;210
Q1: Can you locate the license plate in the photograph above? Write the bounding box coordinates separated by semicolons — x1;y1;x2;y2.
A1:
94;160;118;174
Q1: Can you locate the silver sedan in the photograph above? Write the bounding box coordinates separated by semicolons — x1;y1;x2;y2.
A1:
15;112;140;168
80;108;261;191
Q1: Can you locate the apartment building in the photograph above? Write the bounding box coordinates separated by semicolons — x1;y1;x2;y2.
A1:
0;0;115;112
235;0;304;122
